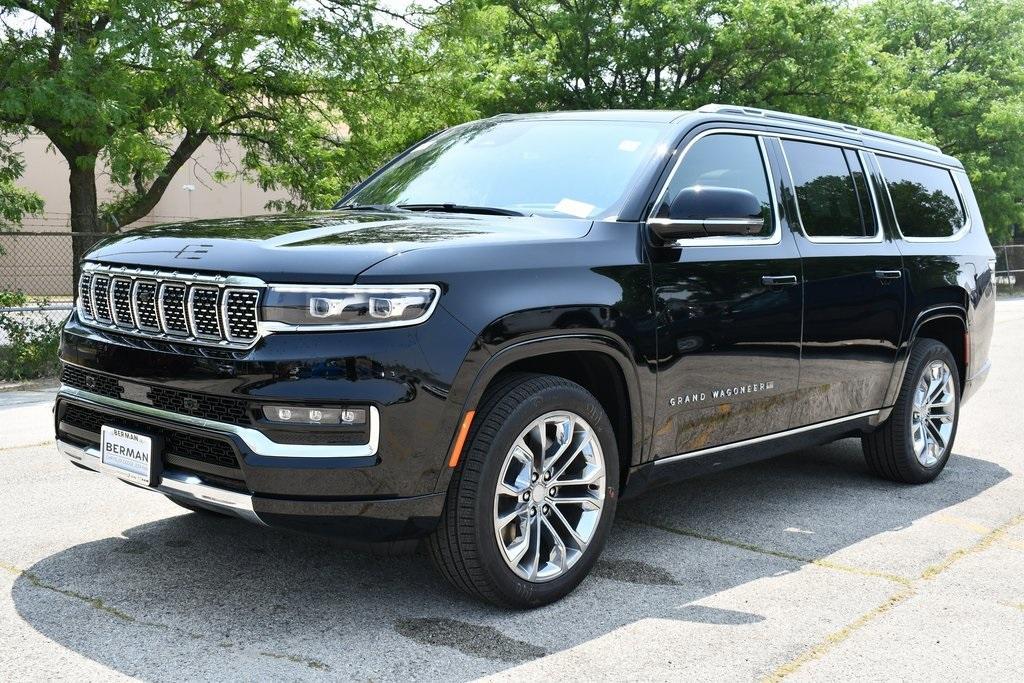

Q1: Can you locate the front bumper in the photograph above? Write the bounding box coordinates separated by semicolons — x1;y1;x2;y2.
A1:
55;386;447;541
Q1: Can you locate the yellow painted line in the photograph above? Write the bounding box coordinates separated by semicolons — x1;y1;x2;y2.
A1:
765;513;1024;681
932;513;993;536
624;517;911;586
0;440;53;453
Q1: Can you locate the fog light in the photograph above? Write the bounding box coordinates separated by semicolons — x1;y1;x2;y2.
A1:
262;405;368;425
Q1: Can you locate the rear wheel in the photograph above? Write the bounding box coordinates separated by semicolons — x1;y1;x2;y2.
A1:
427;373;619;607
862;339;960;484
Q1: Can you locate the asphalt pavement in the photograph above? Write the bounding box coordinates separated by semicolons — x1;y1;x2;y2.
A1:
1;300;1022;681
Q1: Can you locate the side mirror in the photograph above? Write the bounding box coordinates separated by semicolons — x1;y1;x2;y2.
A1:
649;186;765;241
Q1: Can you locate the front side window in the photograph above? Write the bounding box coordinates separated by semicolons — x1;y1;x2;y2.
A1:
346;119;665;218
782;140;871;238
877;156;966;238
657;134;773;237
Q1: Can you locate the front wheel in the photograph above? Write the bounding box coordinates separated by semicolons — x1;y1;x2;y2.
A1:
428;373;619;608
862;338;960;484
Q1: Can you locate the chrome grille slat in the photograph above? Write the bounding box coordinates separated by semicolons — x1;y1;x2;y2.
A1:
159;283;190;336
110;277;135;328
76;265;263;349
78;273;94;320
91;275;112;323
188;286;222;339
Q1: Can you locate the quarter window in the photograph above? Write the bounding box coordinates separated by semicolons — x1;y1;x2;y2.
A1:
782;140;872;238
657;134;773;238
877;156;966;238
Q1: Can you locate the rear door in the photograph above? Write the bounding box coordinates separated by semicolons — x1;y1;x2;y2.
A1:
771;137;906;425
650;130;803;458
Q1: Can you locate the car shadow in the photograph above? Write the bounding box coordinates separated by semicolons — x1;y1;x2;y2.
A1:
11;438;1010;679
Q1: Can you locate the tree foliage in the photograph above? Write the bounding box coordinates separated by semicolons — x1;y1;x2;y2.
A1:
0;0;1022;244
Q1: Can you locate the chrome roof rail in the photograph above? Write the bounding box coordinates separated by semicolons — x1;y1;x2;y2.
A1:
696;103;942;154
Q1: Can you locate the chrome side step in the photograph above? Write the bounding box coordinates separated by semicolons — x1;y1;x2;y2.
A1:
57;439;264;525
654;409;880;466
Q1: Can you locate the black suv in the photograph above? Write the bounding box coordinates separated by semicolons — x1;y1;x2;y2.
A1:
56;105;995;607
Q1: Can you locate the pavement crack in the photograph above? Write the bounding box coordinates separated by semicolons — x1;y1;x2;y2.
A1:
622;517;911;586
2;559;330;672
764;513;1024;681
258;651;332;671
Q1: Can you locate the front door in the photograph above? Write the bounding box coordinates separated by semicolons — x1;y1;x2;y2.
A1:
771;137;906;425
650;131;803;459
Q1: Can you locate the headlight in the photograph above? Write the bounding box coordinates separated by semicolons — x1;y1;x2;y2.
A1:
261;284;440;331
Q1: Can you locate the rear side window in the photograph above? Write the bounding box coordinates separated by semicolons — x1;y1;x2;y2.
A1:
659;133;774;237
877;156;966;238
782;140;873;238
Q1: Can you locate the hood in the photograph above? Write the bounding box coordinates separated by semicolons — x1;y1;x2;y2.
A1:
85;210;593;283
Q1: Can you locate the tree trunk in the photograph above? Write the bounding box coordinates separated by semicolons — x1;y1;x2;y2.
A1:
68;162;105;293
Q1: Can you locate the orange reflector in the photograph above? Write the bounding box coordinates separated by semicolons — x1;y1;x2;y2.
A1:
448;410;476;468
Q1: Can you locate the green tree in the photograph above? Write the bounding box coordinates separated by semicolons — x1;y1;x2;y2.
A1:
0;137;42;232
420;0;888;122
859;0;1024;243
0;0;404;272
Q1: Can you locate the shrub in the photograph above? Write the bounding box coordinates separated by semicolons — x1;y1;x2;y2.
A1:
0;289;62;381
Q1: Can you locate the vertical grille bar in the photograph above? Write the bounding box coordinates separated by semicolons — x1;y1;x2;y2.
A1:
188;286;222;339
158;283;190;336
223;289;260;342
132;280;160;332
78;266;262;348
110;277;135;328
91;275;112;323
78;273;94;320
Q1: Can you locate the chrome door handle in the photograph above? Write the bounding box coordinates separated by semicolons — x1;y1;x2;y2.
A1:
761;275;799;287
875;270;903;280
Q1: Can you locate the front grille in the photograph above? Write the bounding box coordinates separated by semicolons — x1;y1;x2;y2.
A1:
61;364;123;398
77;264;262;348
60;402;241;471
61;364;253;426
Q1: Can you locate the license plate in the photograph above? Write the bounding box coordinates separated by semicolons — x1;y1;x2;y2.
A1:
100;426;160;486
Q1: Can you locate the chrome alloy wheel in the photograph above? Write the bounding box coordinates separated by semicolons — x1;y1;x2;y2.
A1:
911;359;956;467
493;411;606;582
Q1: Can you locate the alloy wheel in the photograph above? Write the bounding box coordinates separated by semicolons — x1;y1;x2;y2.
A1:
492;411;606;582
911;359;956;467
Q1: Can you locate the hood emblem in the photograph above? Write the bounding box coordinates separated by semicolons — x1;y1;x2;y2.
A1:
175;244;213;260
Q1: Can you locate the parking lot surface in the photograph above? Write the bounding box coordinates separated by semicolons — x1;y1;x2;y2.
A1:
2;301;1022;681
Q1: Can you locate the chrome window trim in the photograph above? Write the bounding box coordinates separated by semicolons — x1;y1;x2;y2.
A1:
187;285;223;340
775;138;884;244
872;152;972;243
645;129;783;247
259;283;443;333
58;385;381;459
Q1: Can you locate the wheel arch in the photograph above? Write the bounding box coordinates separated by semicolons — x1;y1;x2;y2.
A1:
883;302;968;407
437;333;647;495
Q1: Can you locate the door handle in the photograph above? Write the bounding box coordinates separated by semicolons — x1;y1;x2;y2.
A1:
875;270;903;280
761;275;799;287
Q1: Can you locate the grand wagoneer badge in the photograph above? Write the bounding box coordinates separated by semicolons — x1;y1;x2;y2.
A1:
670;381;776;407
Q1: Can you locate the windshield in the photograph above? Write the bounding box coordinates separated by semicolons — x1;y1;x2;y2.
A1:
344;119;666;218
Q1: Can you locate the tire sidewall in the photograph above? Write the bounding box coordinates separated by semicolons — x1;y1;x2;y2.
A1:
470;382;620;607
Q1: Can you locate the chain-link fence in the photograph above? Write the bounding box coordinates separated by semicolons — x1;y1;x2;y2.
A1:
993;243;1024;295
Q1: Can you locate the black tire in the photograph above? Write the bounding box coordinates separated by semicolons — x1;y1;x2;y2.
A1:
862;338;960;484
427;373;620;608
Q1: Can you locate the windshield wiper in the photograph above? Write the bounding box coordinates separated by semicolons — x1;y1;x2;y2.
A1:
398;203;525;217
336;203;409;212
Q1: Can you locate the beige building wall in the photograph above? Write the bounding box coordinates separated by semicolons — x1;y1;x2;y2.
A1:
2;134;289;295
